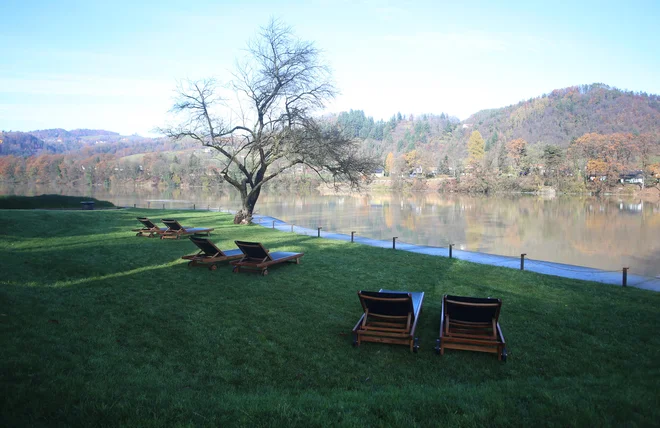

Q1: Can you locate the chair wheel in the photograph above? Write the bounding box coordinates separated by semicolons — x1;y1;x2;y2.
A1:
262;269;268;276
209;264;217;271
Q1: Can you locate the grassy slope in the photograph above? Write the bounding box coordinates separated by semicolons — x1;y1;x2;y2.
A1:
0;209;659;427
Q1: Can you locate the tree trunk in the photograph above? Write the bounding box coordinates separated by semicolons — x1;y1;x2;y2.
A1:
233;209;252;225
233;188;261;225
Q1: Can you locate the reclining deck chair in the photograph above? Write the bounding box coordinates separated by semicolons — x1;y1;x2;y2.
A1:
161;219;214;240
230;241;304;275
181;236;244;270
352;289;425;352
435;294;507;361
132;217;167;238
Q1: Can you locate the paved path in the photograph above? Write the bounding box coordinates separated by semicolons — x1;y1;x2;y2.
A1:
252;214;660;293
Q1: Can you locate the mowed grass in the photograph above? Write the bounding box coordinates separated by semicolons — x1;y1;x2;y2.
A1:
1;209;659;427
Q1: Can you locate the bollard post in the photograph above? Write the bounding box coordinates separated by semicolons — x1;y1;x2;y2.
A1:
147;201;150;209
317;227;322;237
622;267;628;287
163;204;165;210
272;221;275;229
449;243;453;259
193;204;195;210
351;231;355;243
393;237;398;249
207;205;210;211
133;203;136;208
291;225;294;233
520;253;527;270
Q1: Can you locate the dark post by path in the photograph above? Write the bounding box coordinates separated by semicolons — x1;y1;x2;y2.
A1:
317;227;322;237
449;243;453;259
351;231;355;243
623;267;628;287
520;253;527;270
392;237;398;249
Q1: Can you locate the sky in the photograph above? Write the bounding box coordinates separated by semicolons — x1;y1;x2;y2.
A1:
1;0;659;136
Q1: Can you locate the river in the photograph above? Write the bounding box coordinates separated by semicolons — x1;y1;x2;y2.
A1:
3;184;659;278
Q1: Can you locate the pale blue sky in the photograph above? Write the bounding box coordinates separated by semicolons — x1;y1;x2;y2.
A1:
1;0;659;135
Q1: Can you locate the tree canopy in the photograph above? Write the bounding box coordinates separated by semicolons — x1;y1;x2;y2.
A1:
161;20;377;223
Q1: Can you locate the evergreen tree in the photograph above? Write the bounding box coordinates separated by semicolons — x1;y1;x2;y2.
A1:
485;131;498;152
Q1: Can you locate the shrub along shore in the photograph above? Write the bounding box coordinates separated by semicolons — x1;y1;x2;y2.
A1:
1;208;659;426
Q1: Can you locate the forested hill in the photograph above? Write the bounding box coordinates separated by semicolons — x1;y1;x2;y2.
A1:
29;128;120;141
0;132;46;156
463;83;660;147
0;129;148;156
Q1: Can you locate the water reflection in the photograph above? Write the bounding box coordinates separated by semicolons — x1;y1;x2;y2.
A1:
3;183;659;277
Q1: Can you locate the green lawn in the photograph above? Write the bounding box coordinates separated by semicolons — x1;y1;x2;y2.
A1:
1;209;659;427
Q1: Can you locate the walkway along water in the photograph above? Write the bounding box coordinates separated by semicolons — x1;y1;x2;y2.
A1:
251;214;660;293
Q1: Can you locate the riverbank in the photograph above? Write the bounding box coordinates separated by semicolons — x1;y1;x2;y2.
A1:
253;214;660;292
319;176;660;201
1;209;659;426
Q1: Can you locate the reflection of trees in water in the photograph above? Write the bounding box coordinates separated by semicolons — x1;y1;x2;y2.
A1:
3;183;660;275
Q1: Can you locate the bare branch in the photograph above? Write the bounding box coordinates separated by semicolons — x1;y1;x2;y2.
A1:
161;18;375;224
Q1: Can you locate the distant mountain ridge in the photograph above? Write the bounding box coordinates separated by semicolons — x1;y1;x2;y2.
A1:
1;129;129;156
462;83;660;147
2;83;658;159
28;128;121;141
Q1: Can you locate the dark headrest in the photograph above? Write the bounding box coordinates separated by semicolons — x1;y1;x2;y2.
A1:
235;241;269;259
138;217;156;228
359;291;414;318
444;295;501;322
162;219;182;230
189;236;220;255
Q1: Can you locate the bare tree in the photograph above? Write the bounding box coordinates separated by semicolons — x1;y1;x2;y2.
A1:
163;19;378;223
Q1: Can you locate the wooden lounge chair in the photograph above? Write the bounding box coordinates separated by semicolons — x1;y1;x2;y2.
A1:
230;241;304;275
160;218;214;240
435;294;507;361
352;289;424;353
181;236;244;271
132;217;167;238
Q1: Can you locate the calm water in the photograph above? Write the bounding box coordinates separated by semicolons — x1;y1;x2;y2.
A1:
4;184;660;277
